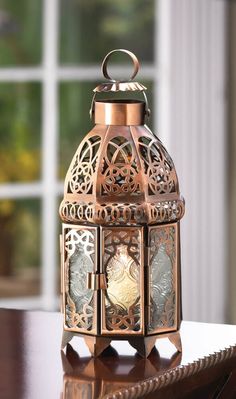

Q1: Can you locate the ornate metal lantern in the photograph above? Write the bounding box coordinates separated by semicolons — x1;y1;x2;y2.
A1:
60;49;185;357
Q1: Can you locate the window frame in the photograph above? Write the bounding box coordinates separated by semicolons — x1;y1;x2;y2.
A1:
0;0;159;310
0;0;228;327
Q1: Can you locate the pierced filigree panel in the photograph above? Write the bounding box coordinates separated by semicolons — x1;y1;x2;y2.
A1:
60;201;95;223
148;224;177;333
68;135;101;195
138;137;178;196
101;228;143;334
63;225;97;333
101;136;140;196
96;203;145;224
59;199;185;225
148;200;185;224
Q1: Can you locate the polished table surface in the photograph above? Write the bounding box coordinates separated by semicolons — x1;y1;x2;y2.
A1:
0;309;236;399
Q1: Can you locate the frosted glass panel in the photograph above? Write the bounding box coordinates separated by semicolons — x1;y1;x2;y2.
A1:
149;225;176;332
63;226;96;332
69;246;93;313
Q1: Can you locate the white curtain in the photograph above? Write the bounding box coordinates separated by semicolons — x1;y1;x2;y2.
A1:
158;0;227;322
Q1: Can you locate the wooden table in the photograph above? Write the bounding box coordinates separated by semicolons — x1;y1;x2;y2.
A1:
0;309;236;399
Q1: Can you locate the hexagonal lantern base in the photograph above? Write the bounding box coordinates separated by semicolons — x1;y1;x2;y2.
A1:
60;221;182;358
61;331;182;358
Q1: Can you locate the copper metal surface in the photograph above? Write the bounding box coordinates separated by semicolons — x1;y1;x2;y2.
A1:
94;81;147;93
84;336;112;357
59;124;185;225
91;49;149;119
101;49;140;81
86;272;107;291
94;49;145;94
60;49;185;357
94;100;145;125
61;330;182;358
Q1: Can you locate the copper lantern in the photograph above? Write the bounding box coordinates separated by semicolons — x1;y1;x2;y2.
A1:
60;49;185;358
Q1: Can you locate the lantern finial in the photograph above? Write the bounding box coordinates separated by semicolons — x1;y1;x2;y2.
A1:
101;48;140;82
93;48;147;93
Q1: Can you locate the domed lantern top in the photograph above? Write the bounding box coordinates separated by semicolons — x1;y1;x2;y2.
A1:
60;49;185;226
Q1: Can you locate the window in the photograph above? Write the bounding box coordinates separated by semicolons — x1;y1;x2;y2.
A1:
0;0;228;325
0;0;156;310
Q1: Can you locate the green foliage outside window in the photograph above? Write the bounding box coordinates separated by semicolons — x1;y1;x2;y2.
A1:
0;0;155;296
0;0;42;66
60;0;154;64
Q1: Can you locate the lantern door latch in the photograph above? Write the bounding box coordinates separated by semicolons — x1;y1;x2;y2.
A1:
86;272;107;291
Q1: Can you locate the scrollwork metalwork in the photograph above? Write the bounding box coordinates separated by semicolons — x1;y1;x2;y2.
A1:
138;136;178;196
101;137;140;196
68;135;101;195
59;199;185;225
60;126;185;226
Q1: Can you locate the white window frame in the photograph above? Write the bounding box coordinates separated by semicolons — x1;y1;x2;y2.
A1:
0;0;228;324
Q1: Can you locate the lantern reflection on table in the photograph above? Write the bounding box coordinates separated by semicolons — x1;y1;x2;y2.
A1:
61;344;182;399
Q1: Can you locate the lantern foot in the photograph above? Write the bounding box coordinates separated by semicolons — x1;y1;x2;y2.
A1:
84;336;112;357
129;336;157;358
61;331;74;349
168;332;182;352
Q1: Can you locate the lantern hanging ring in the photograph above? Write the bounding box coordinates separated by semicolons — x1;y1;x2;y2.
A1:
101;49;140;82
90;49;150;120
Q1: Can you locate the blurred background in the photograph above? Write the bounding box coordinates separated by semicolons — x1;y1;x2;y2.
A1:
0;0;235;324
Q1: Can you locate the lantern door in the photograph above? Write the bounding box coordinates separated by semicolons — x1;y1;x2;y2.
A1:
62;224;99;335
100;226;144;335
147;223;181;335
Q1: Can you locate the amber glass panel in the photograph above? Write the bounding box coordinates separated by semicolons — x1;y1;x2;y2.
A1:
148;225;177;332
0;83;41;183
59;81;153;180
0;0;42;66
0;199;41;297
63;225;97;333
60;0;154;64
102;227;143;334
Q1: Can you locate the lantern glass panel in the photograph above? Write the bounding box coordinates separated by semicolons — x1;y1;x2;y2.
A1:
63;225;97;333
101;227;143;335
148;224;177;333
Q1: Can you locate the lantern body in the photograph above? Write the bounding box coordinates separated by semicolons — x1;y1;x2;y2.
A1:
61;223;180;334
60;50;185;357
